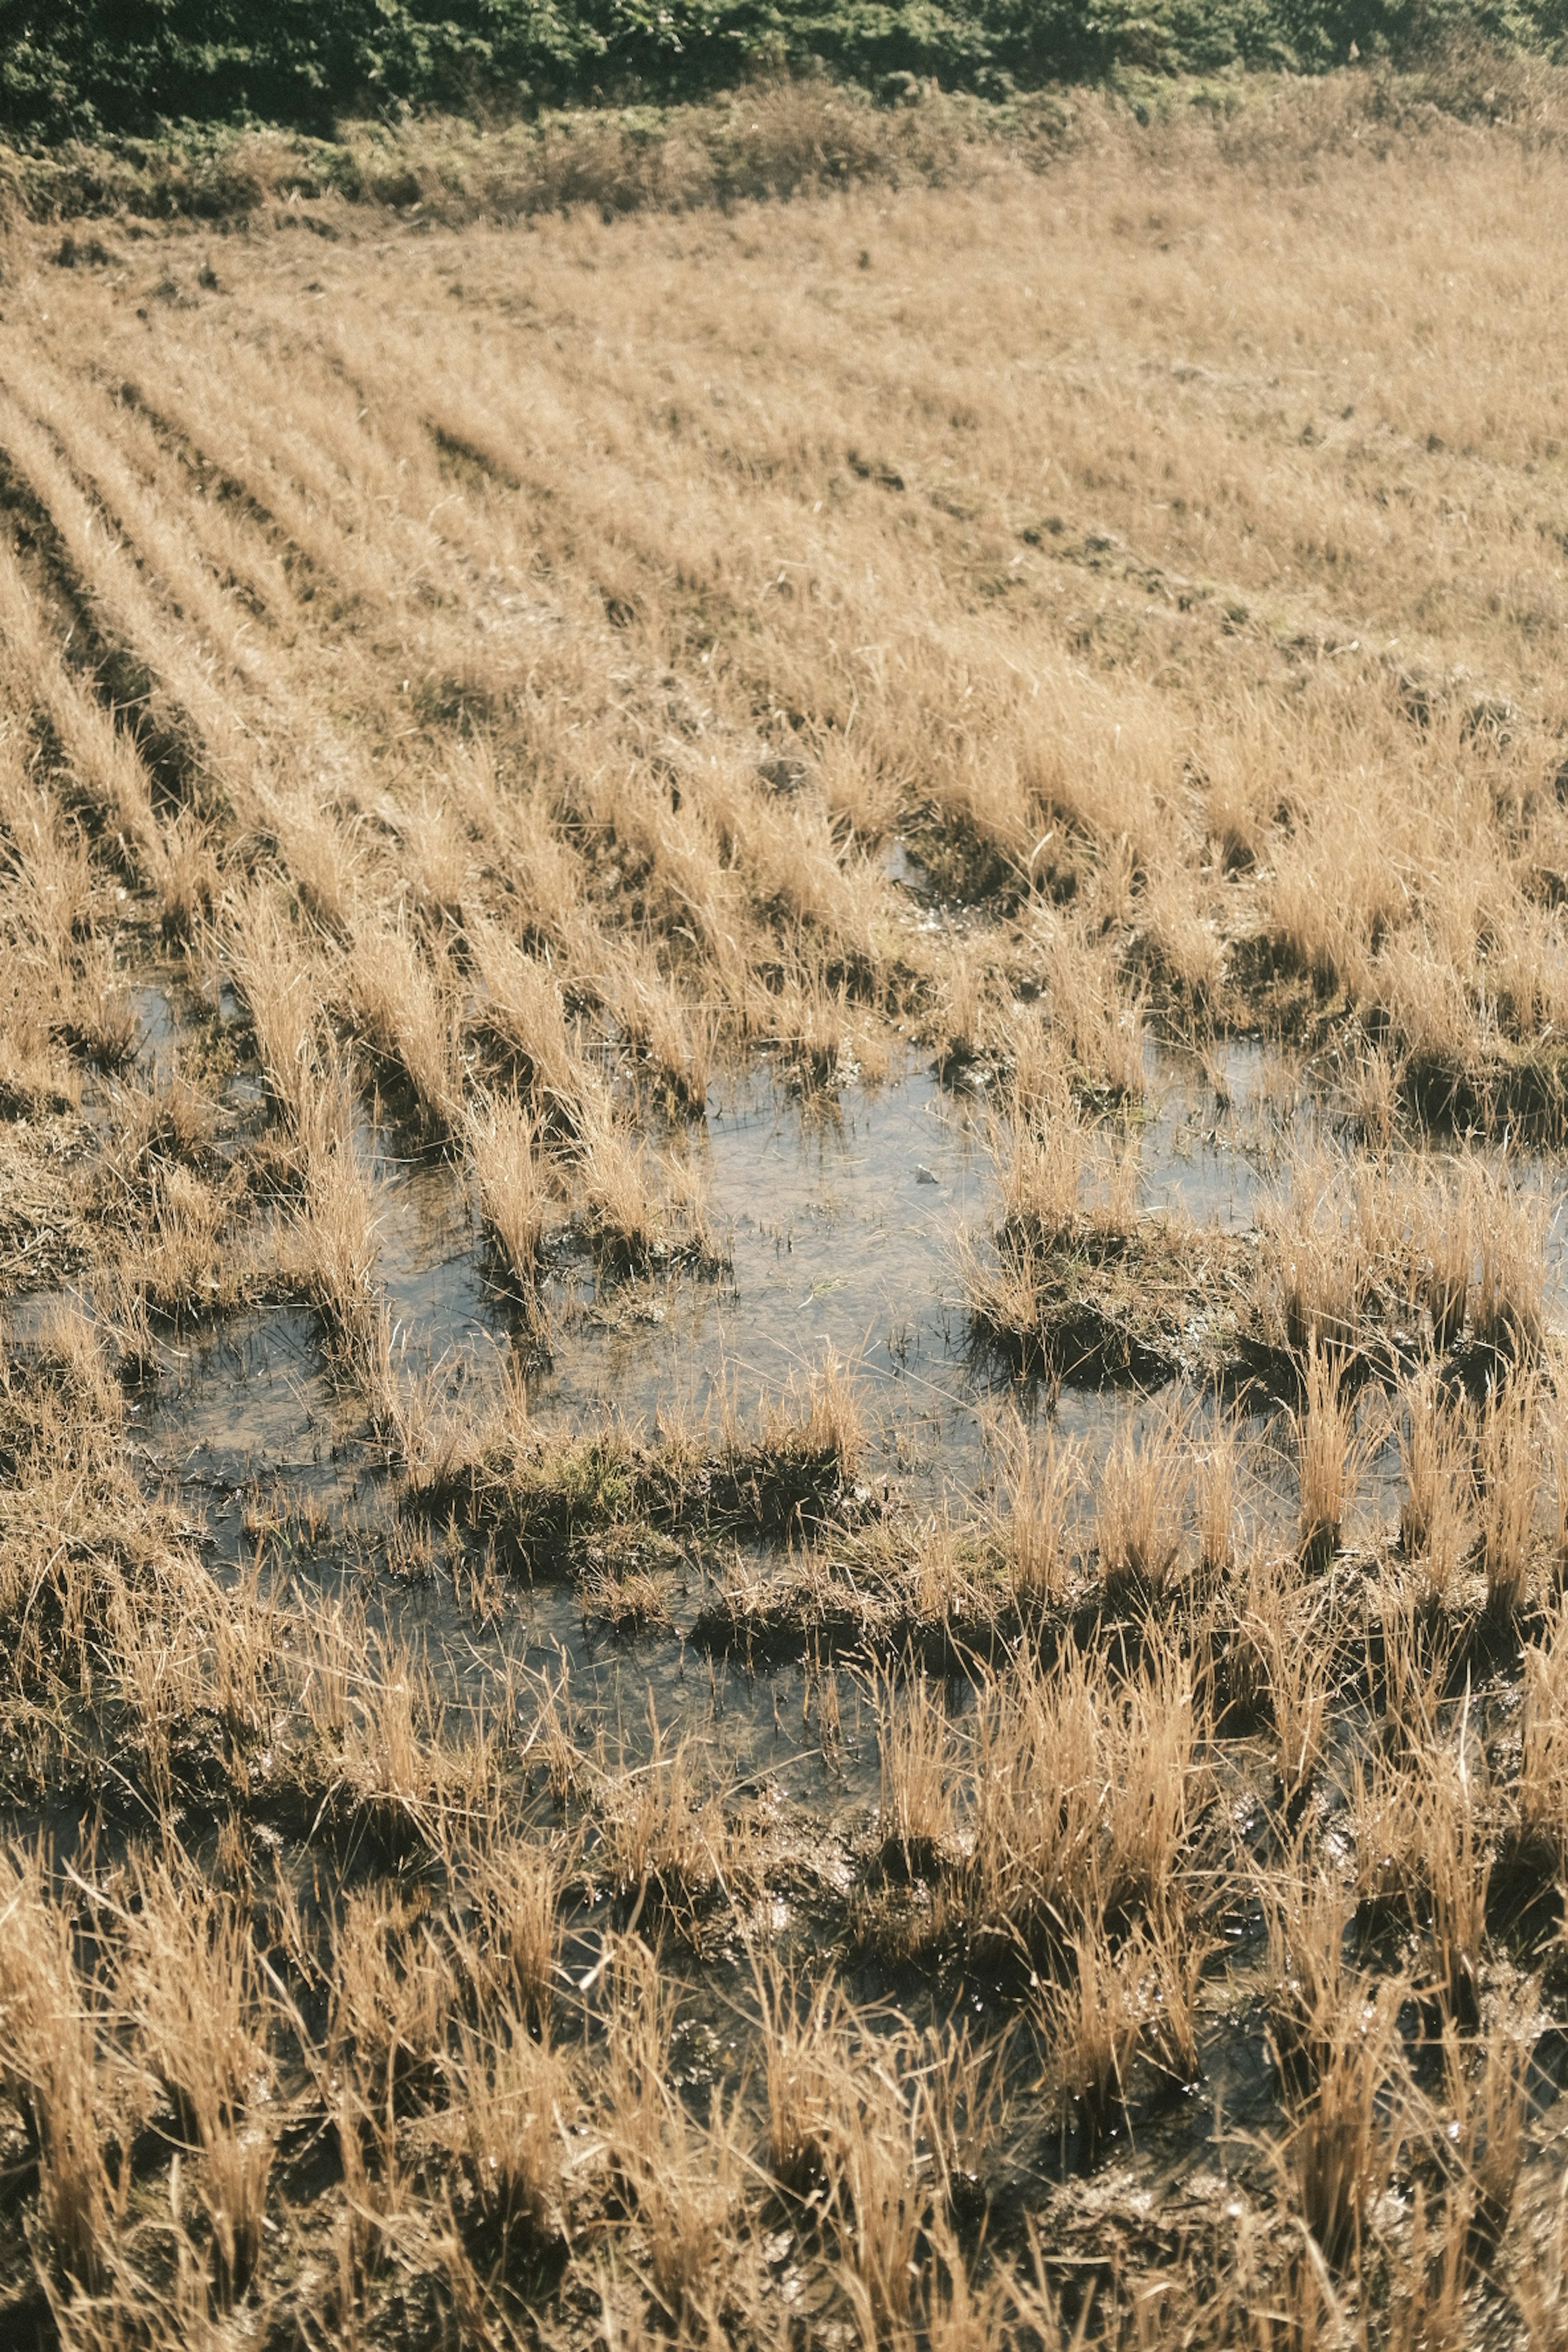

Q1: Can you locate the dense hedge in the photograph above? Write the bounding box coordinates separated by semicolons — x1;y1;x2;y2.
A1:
3;0;1566;136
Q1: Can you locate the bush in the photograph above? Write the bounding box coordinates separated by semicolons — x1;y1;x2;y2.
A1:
4;0;1567;140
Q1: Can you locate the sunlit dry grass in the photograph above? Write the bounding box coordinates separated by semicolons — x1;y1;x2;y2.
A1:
2;61;1568;2352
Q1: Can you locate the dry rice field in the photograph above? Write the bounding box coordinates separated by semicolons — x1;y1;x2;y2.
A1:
6;78;1568;2350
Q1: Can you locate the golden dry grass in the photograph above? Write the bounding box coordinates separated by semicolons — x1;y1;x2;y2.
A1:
3;68;1568;2352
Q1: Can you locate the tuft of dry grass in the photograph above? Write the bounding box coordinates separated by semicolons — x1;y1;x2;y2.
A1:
1261;1858;1355;2094
466;1088;551;1293
1095;1400;1189;1604
1470;1165;1548;1363
1269;1595;1332;1804
993;1406;1082;1607
347;918;463;1134
1284;1978;1406;2275
0;1856;116;2292
1521;1600;1568;1864
959;1627;1203;1968
1399;1364;1473;1606
1478;1371;1541;1618
994;1091;1136;1249
1036;1928;1143;2167
1193;1404;1243;1583
451;2011;570;2254
875;1665;954;1877
292;1138;385;1381
1293;1341;1360;1572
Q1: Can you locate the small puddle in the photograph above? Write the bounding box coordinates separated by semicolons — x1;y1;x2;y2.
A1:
135;1305;369;1581
528;1060;990;1491
879;836;933;895
124;1043;1328;1587
103;1032;1519;1805
1138;1036;1316;1228
128;1059;1003;1797
126;982;180;1074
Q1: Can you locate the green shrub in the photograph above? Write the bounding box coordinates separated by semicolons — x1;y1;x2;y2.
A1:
4;0;1567;140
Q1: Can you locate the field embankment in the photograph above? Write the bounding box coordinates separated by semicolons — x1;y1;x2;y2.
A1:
0;43;1565;225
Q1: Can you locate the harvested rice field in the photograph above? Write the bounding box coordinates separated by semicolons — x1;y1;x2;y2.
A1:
7;71;1568;2349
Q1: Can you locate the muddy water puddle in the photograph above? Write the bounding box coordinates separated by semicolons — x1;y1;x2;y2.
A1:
543;1060;988;1452
144;1056;1000;1500
110;1048;1345;1826
46;1013;1517;1635
79;1026;1550;1825
134;1304;360;1549
136;1043;1309;1549
125;1058;999;1816
1138;1036;1305;1228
